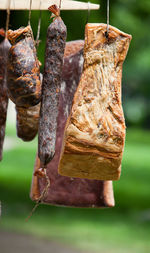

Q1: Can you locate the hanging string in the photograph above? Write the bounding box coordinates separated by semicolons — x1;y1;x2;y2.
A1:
86;2;91;24
59;0;62;10
28;0;32;26
106;0;109;37
13;0;15;9
26;169;50;222
5;0;11;37
35;1;42;47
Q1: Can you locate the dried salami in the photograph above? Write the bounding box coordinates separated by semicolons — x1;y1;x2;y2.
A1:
7;26;41;107
0;29;11;160
38;6;67;166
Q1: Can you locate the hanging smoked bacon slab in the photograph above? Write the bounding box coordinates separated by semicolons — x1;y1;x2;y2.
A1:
58;23;132;181
7;26;41;107
38;5;67;167
0;29;11;160
30;40;114;208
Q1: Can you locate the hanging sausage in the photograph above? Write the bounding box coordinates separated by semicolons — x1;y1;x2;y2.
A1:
38;5;67;167
58;23;132;181
0;29;11;161
30;40;114;208
7;25;41;107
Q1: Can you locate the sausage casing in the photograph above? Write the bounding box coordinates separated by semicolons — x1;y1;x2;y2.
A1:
38;17;67;166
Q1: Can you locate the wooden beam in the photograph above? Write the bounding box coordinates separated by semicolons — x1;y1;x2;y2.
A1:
0;0;100;11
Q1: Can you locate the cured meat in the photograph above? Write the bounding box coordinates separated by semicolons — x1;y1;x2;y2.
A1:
38;8;67;166
58;23;132;181
30;40;114;208
7;26;41;107
64;40;84;57
32;156;114;207
0;29;11;161
16;103;40;142
16;74;43;142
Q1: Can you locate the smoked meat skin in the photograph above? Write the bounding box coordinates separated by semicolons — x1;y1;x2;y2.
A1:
30;41;114;208
58;23;132;181
38;17;67;166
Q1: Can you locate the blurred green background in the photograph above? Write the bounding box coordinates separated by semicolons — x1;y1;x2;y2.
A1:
0;0;150;252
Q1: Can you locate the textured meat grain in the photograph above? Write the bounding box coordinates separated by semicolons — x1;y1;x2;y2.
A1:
58;23;132;181
38;17;67;166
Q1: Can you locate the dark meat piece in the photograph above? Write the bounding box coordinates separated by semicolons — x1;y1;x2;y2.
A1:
16;74;43;142
7;26;41;107
0;29;11;160
30;41;114;208
38;16;67;166
16;103;40;142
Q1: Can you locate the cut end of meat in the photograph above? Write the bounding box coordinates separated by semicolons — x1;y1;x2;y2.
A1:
59;154;121;181
38;149;55;167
